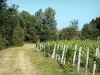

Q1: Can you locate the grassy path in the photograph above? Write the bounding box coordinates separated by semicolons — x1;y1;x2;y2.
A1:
0;43;65;75
26;44;65;75
0;43;40;75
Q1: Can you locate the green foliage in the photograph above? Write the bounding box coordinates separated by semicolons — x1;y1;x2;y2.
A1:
59;27;76;40
19;11;36;42
12;25;24;46
19;8;57;42
95;17;100;33
94;56;100;72
59;19;79;40
35;9;44;41
69;19;78;31
0;0;20;46
37;40;100;73
41;7;57;41
0;34;7;50
1;0;100;49
0;0;57;46
82;17;100;39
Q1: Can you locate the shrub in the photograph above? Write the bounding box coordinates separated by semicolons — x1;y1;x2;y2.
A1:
0;34;7;50
12;25;24;46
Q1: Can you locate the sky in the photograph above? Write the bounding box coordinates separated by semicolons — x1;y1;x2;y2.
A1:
7;0;100;30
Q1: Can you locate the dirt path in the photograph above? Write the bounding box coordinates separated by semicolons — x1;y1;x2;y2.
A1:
17;50;37;75
0;44;40;75
0;50;10;75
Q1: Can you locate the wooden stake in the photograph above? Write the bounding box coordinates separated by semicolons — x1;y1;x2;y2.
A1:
73;44;77;66
93;48;98;75
51;44;56;59
61;45;66;64
85;48;89;75
77;47;82;72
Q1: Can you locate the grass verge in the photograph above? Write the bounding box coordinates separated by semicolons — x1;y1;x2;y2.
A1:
26;44;100;75
26;47;65;75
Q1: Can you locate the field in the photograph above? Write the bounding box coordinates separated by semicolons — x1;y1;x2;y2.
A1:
36;40;100;75
0;42;100;75
1;0;100;75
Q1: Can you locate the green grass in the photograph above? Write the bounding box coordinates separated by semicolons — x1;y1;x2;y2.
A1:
26;47;66;75
26;44;100;75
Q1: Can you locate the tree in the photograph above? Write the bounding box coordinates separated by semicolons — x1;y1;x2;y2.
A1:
59;19;79;40
0;34;7;50
81;24;90;39
12;25;24;46
20;11;36;42
42;7;57;41
0;0;8;38
6;5;19;45
69;19;79;38
35;9;44;41
94;17;100;35
69;19;78;31
0;0;20;46
82;18;100;40
59;27;77;40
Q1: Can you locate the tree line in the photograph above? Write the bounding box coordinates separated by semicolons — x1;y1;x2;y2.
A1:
59;18;100;40
0;0;57;49
0;0;100;49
